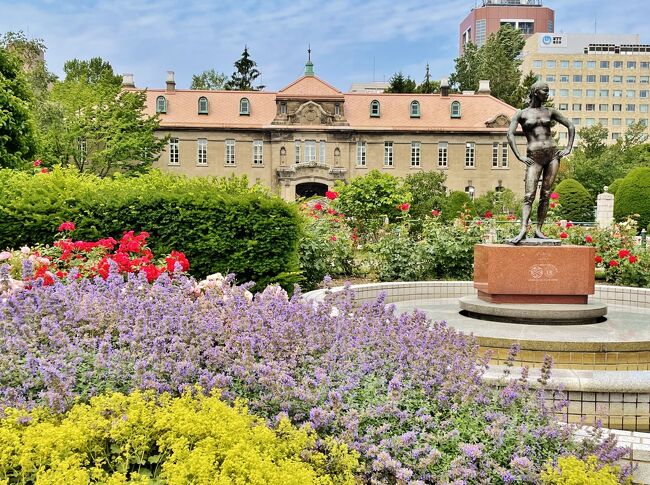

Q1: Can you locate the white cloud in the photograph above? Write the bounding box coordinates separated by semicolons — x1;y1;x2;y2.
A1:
0;0;648;90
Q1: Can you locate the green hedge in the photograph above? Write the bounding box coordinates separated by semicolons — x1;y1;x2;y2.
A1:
555;178;594;222
614;166;650;231
0;168;301;289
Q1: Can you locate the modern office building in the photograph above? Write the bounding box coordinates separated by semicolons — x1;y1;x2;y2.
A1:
520;33;650;143
459;0;554;53
349;82;390;93
130;62;528;202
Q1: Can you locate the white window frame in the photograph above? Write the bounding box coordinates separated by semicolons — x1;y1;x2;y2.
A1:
294;140;301;164
465;142;475;168
492;142;499;168
501;142;509;167
319;140;326;163
410;141;421;167
197;138;208;165
169;137;179;165
438;141;448;168
239;98;250;115
304;140;316;162
225;139;235;165
384;141;393;167
356;141;366;167
253;140;263;165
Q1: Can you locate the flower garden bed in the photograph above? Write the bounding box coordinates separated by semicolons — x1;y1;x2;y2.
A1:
0;261;633;483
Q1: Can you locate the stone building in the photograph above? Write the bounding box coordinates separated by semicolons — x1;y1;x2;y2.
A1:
131;62;528;201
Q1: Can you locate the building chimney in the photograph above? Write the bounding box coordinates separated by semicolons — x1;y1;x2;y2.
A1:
166;71;176;93
477;79;491;95
122;73;135;88
440;77;449;97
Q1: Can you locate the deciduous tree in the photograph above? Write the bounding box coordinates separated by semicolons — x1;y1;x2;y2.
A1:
450;24;525;106
40;57;165;176
0;46;37;168
191;68;227;90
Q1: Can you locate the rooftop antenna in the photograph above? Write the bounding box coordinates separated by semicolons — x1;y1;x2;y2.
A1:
308;44;311;62
594;13;597;33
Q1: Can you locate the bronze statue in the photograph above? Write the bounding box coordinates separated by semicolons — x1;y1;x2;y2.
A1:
506;81;575;244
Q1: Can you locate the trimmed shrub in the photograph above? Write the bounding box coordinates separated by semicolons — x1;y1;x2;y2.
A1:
554;179;594;222
614;167;650;231
0;390;359;484
0;168;301;289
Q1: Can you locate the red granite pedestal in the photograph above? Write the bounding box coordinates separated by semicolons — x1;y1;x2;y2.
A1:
473;244;595;304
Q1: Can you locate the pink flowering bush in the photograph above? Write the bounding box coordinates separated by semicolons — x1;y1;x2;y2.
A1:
0;272;630;482
298;202;356;289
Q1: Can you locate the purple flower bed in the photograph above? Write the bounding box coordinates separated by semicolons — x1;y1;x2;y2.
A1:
0;268;629;483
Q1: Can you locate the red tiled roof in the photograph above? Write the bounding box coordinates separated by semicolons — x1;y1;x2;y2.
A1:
141;77;516;132
278;75;343;99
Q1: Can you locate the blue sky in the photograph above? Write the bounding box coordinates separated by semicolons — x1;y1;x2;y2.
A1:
1;0;649;91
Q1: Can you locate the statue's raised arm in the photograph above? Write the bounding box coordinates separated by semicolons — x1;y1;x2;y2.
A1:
507;81;575;245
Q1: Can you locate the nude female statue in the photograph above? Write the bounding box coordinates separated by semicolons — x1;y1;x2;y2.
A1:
506;81;575;244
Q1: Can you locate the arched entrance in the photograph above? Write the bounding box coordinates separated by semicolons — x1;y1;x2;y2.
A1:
296;182;328;199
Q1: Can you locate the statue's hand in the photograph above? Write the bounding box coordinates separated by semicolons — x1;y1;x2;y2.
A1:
555;148;571;159
521;156;535;167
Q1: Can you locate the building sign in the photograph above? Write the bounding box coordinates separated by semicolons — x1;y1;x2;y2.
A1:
539;34;566;48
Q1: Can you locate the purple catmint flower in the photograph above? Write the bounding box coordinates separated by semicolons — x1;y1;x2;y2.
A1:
0;274;628;483
460;443;483;460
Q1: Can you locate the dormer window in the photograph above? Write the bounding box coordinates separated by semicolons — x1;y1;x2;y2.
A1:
370;100;380;118
410;100;421;118
451;100;461;118
335;103;341;116
280;102;287;114
240;97;250;115
156;96;167;114
198;96;208;114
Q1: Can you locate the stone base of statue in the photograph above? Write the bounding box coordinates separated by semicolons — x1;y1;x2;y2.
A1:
459;244;606;324
473;243;595;304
